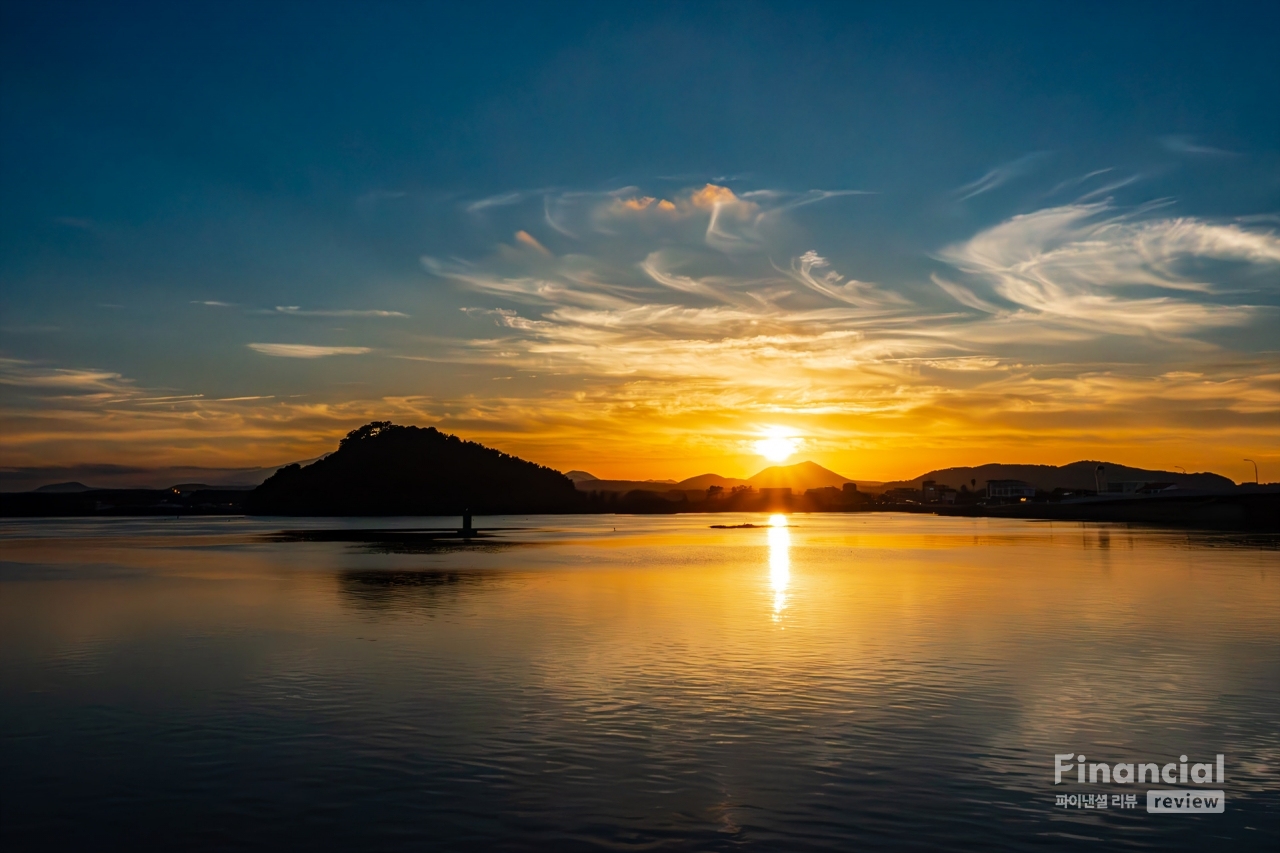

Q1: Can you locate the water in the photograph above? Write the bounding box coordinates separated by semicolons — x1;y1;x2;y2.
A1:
1;514;1277;850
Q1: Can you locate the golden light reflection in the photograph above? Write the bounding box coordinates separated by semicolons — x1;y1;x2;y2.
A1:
767;514;790;621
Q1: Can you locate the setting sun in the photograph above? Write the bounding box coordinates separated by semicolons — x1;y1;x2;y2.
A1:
755;429;799;463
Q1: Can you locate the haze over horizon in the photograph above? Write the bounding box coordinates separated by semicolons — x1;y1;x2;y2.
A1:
3;2;1278;484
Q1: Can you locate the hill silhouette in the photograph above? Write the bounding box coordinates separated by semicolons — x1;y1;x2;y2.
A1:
247;422;581;516
748;461;853;490
879;461;1235;493
33;481;96;493
675;473;750;491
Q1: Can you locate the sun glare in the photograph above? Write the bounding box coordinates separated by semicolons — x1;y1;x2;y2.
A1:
755;428;799;462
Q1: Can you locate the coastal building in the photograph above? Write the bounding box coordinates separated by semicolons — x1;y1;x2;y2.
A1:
986;479;1036;500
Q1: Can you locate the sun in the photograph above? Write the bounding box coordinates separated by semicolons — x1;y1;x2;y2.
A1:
754;428;799;463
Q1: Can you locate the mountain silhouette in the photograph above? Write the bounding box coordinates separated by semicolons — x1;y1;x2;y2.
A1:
33;481;96;493
748;461;854;490
572;462;863;494
879;461;1236;493
247;422;581;516
675;473;750;490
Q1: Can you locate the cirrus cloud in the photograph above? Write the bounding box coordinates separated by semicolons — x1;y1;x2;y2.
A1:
936;202;1280;334
247;343;372;358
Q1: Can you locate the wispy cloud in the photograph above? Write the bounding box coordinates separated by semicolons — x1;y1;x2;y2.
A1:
466;190;550;213
1046;168;1114;198
0;359;132;394
398;184;1280;474
782;251;907;311
7;177;1278;480
247;343;372;358
931;274;1001;314
1075;174;1144;202
937;202;1280;334
514;230;552;256
1160;135;1238;157
274;306;408;318
954;152;1051;201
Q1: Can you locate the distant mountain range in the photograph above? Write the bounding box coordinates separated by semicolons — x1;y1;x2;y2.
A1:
32;481;96;493
571;460;880;494
2;459;325;493
878;461;1236;493
570;459;1238;495
4;420;1263;524
10;418;1245;507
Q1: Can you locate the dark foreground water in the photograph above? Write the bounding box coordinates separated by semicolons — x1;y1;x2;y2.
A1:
1;514;1277;851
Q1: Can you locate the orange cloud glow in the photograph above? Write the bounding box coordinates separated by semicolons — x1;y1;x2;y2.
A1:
4;187;1278;486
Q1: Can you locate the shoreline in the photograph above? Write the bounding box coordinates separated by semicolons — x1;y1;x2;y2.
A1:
3;490;1276;532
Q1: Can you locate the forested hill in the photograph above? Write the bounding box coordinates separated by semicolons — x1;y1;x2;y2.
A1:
247;422;581;516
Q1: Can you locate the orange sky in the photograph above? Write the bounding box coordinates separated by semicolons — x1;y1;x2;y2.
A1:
2;184;1277;485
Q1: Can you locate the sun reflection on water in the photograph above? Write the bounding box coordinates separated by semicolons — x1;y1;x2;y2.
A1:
768;514;790;621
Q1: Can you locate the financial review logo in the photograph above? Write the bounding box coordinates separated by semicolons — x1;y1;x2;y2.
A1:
1053;752;1225;814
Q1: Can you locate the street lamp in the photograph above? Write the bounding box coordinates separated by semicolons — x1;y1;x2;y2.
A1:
1243;459;1258;484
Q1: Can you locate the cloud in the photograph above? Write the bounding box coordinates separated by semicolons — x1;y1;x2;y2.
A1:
247;343;372;358
748;188;874;217
782;251;907;311
399;185;1280;478
592;184;762;251
530;183;872;259
954;152;1050;201
1046;169;1114;198
193;300;234;307
274;306;408;318
640;252;732;302
689;184;741;210
615;196;678;213
1160;136;1238;157
514;230;552;256
466;191;538;213
1074;174;1144;202
931;274;1001;314
0;359;132;394
937;202;1280;334
7;177;1278;481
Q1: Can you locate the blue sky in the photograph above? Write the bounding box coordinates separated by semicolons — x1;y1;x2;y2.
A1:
2;1;1278;483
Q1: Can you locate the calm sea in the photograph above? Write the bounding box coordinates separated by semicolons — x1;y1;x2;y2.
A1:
1;514;1277;851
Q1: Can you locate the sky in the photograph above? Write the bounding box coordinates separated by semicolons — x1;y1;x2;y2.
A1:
2;1;1278;485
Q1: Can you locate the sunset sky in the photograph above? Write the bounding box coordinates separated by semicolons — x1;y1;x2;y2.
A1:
2;2;1278;484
